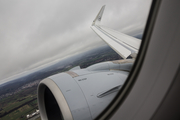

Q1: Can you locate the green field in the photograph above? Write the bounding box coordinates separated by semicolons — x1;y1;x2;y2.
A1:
0;86;39;120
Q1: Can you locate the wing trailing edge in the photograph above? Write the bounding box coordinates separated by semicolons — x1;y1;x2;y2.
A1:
91;6;141;59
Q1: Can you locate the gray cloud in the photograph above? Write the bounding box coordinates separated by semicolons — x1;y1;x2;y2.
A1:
0;0;151;84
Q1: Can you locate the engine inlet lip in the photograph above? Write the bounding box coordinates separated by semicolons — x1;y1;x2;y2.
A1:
37;78;73;120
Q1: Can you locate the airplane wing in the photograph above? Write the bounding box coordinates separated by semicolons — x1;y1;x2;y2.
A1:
37;5;141;120
91;5;141;59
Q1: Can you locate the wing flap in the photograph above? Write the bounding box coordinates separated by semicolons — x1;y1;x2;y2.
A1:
98;25;141;51
91;26;131;59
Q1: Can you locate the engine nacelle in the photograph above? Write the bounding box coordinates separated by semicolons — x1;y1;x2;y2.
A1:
37;60;133;120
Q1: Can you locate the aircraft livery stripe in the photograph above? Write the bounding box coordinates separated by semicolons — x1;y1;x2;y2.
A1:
66;71;79;78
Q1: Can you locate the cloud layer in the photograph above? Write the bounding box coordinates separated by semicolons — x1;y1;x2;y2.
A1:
0;0;151;84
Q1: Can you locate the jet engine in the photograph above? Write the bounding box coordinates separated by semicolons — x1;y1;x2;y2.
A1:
37;59;133;120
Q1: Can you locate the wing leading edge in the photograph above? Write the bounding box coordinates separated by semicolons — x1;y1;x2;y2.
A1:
91;5;141;59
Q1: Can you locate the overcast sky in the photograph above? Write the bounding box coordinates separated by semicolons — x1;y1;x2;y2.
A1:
0;0;152;84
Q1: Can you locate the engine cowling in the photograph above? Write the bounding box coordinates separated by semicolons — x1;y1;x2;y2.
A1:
37;60;133;120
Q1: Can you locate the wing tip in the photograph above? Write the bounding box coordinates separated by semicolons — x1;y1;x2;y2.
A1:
92;5;106;26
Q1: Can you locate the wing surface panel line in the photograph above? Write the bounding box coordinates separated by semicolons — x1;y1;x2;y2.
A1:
94;26;137;53
98;26;140;50
91;26;131;59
